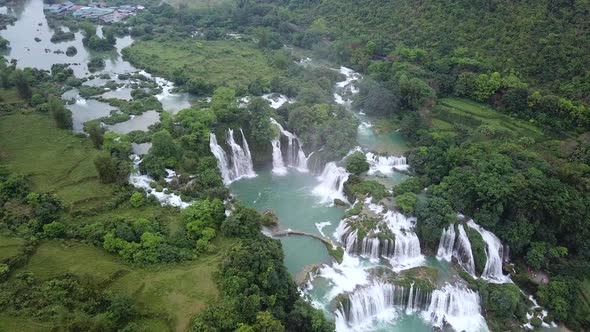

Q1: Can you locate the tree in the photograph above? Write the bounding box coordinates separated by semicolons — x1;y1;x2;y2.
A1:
103;132;132;159
14;70;32;101
526;242;547;270
345;152;369;175
94;153;130;184
184;199;225;239
395;192;418;215
353;78;400;116
130;192;144;208
43;221;66;238
86;122;105;148
415;196;455;251
48;97;72;129
246;98;275;146
399;76;433;110
150;130;181;166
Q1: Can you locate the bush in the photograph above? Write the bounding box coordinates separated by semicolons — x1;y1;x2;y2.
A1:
466;226;487;276
94;154;131;184
86;122;104;148
345;152;370;175
43;221;66;238
343;176;388;201
130;192;144;208
49;97;73;129
395;192;418;214
88;58;105;73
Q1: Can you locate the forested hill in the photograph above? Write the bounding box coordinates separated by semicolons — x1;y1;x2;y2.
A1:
284;0;590;103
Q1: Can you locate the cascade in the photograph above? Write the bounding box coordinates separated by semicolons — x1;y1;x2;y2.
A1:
227;128;255;180
129;155;190;208
383;211;424;269
455;225;476;277
365;152;409;175
209;129;256;184
269;118;309;171
271;139;287;175
423;284;487;332
436;225;456;261
337;281;431;328
209;133;232;184
467;220;510;283
335;219;395;261
240;128;253;171
312;162;350;205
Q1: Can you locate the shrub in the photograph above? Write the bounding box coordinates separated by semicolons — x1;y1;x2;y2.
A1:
130;192;144;208
345;152;370;175
395;192;418;215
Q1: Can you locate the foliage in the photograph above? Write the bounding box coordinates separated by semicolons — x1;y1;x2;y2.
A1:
129;192;145;208
122;39;280;92
86;122;105;149
415;196;455;252
393;177;422;196
395;192;417;215
48;97;72;130
94;153;131;184
466;226;487;276
0;273;139;331
343;176;388;201
345;152;369;175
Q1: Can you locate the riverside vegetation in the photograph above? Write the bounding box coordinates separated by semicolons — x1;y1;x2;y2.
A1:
1;0;589;331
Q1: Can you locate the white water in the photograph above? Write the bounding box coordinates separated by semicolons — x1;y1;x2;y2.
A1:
335;219;394;262
423;284;487;332
270;118;309;172
382;210;424;269
209;128;256;184
128;155;190;208
336;281;429;330
436;225;456;261
312;162;350;205
455;224;477;277
271;139;288;175
262;93;293;109
209;133;232;184
366;152;409;175
467;220;511;283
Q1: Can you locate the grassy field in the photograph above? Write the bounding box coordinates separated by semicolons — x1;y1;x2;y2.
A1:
9;239;232;332
431;98;544;141
123;39;279;91
0;112;235;331
0;235;24;261
0;88;24;106
0;113;115;209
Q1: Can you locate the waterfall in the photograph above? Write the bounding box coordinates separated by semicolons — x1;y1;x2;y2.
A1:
383;211;424;269
209;133;232;184
271;139;287;175
335;219;395;261
365;152;409;175
467;220;510;283
312;162;350;205
423;284;487;332
209;128;256;185
269;118;309;171
455;224;476;277
336;281;430;329
240;128;253;170
436;225;456;261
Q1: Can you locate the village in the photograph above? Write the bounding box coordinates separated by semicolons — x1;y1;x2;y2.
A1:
43;1;144;24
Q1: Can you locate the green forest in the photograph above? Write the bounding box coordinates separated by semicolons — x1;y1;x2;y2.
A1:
1;0;589;331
